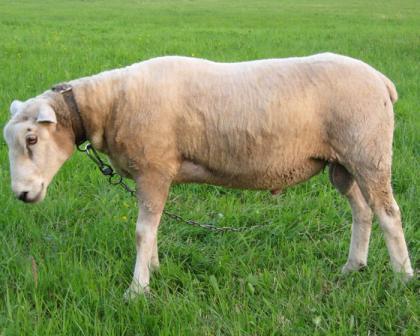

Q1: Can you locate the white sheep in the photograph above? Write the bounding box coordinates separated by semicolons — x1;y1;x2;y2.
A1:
4;53;413;298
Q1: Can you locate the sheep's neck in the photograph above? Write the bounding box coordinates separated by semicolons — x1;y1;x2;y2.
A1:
71;71;126;153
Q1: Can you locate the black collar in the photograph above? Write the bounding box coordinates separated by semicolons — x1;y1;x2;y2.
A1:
51;83;86;146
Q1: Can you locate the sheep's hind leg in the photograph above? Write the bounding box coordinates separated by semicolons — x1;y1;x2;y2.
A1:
329;163;373;273
358;176;413;279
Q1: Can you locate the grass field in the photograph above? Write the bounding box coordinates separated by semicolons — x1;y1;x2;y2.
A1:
0;0;419;334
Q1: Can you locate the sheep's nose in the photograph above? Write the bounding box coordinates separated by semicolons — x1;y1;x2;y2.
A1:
18;191;29;202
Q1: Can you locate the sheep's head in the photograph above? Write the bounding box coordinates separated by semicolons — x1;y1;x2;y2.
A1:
3;98;74;203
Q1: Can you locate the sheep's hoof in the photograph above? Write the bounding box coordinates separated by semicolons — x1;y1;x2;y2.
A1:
150;262;160;273
401;270;415;283
123;282;149;301
341;260;367;274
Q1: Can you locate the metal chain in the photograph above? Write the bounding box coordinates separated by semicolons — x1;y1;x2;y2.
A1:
77;143;269;232
77;143;137;196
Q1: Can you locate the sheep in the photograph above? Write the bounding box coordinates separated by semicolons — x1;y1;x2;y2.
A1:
3;52;413;298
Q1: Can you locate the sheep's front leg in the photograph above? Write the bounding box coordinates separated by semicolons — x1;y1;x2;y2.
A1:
124;172;170;300
150;235;160;271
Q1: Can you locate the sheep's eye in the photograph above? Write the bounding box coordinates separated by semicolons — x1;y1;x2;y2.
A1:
26;135;38;146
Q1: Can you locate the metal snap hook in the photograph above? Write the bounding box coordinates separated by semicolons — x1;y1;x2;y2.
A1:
100;165;114;176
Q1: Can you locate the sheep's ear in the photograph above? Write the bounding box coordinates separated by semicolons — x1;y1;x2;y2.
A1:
10;100;24;115
37;105;57;124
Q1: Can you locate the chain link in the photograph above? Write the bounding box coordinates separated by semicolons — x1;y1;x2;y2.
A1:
77;143;269;232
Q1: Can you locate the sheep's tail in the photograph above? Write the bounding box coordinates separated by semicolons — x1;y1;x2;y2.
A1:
377;71;398;104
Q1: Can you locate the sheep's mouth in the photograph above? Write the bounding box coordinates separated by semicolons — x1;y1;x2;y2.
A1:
21;183;45;204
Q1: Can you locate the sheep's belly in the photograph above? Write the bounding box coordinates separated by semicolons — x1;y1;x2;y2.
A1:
173;158;326;191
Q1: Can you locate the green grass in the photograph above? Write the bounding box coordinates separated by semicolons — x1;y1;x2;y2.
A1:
0;0;419;334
